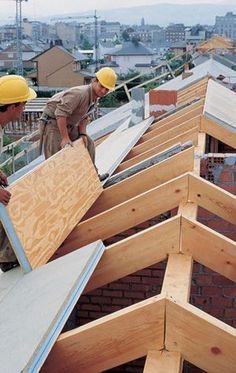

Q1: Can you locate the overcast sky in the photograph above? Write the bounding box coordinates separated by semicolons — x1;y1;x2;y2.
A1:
0;0;234;19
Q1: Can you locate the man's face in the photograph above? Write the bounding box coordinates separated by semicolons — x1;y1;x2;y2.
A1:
7;102;26;122
93;81;109;98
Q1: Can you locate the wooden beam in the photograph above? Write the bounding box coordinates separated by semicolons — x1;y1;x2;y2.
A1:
85;147;194;219
188;173;236;225
200;116;236;149
182;217;236;282
146;98;203;134
115;128;198;172
85;216;181;293
42;295;165;373
140;106;203;141
161;253;193;303
58;174;188;255
125;117;200;159
166;298;236;373
144;350;182;373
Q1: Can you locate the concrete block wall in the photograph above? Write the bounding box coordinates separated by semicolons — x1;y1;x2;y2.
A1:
73;155;235;372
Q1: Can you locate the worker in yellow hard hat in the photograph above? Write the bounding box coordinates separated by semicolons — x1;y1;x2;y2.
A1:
0;75;36;272
39;67;117;181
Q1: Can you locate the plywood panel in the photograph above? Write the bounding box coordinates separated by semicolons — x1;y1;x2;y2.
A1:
42;295;165;373
0;241;104;373
4;140;102;270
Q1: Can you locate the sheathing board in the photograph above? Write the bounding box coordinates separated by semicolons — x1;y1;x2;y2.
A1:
0;241;104;373
1;140;102;271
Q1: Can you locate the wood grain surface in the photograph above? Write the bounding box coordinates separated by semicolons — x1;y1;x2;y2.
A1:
6;140;102;269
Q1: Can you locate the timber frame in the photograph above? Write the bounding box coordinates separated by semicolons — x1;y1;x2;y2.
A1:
42;77;236;372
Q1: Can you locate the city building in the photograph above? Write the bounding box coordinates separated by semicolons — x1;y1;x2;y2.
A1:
215;12;236;41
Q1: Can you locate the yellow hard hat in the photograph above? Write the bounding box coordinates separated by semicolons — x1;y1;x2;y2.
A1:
95;67;117;91
0;75;37;105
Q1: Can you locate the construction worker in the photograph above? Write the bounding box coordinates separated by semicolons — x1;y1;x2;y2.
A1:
39;67;117;181
0;75;37;272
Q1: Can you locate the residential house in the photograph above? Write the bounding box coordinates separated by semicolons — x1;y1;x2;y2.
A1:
31;45;90;89
105;41;157;75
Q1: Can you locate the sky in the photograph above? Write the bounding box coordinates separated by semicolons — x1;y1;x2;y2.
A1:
0;0;234;19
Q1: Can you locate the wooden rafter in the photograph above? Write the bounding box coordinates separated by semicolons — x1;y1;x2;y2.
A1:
144;350;182;373
42;295;166;373
200;115;236;149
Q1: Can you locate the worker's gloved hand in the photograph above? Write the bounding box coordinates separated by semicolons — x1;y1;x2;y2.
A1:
0;171;8;187
61;138;73;149
0;187;11;206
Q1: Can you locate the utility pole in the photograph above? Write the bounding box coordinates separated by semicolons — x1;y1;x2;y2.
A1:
94;10;99;72
15;0;28;75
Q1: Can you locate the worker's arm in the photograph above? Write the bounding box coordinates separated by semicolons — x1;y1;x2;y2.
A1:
0;170;8;187
56;116;72;148
78;117;91;148
0;187;11;206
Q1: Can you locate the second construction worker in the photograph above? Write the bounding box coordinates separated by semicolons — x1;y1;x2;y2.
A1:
39;67;117;181
0;75;36;272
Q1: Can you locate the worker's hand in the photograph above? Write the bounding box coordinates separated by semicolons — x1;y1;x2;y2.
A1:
0;187;11;206
61;138;73;149
0;171;8;187
80;134;88;148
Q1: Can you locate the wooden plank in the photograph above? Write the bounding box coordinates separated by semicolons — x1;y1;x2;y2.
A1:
42;295;165;373
201;116;236;149
115;127;198;172
144;350;182;373
140;105;203;141
188;173;236;225
161;253;193;302
2;140;102;271
85;147;194;219
58;174;188;255
85;216;181;293
125;116;200;159
166;298;236;373
0;241;105;373
182;217;236;282
145;98;203;135
95;116;153;176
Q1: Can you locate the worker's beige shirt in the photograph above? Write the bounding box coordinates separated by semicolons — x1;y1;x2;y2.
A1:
44;84;94;127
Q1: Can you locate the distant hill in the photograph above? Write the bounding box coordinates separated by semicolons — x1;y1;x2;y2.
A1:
0;2;235;26
43;3;236;27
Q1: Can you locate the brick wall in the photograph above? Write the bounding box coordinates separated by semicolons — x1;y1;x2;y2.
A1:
71;155;236;373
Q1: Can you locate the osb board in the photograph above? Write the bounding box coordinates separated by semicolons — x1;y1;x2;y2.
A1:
6;140;102;270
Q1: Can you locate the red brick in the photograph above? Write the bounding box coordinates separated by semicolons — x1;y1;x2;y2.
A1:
225;308;236;318
120;276;141;283
222;184;236;194
135;269;152;276
102;290;123;297
195;275;213;285
112;298;132;306
109;282;130;290
130;284;150;292
81;304;101;311
124;291;145;299
198;207;215;220
142;276;163;285
209;307;225;319
219;171;232;183
212;275;234;286
89;312;108;319
191;296;209;305
211;297;233;307
91;296;112;304
224;287;236;297
202;287;223;296
102;305;121;312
